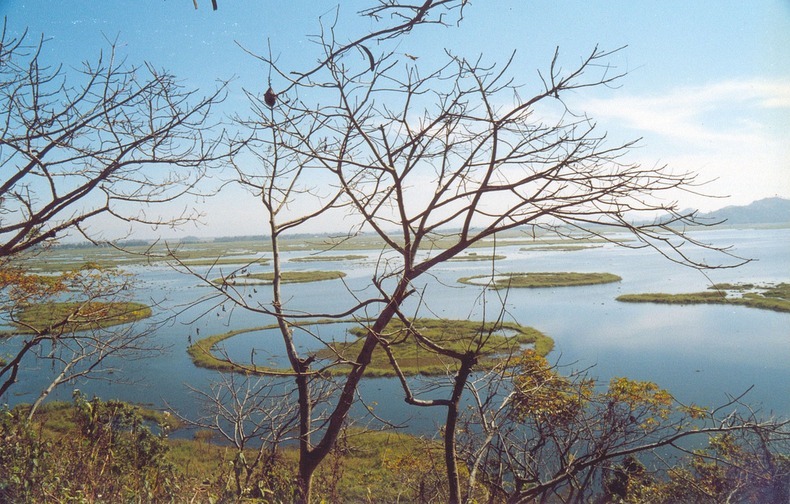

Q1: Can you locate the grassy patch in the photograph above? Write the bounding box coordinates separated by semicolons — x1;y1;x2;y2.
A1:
616;292;727;304
165;425;446;503
180;257;269;267
520;245;601;252
617;282;790;313
213;270;346;286
3;301;152;335
187;325;284;374
458;272;621;289
290;255;366;263
30;399;181;434
24;401;449;503
188;319;553;378
318;318;553;377
447;253;507;262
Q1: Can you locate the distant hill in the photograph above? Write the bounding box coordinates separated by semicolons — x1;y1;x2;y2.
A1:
697;197;790;225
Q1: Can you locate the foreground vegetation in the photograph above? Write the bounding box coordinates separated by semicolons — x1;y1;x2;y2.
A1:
617;282;790;313
3;384;786;503
1;396;451;503
458;271;621;289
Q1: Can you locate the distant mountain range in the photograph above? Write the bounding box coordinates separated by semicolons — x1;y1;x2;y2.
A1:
695;197;790;225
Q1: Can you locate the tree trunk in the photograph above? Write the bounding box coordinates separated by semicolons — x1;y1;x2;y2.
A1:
293;283;409;503
294;367;315;504
446;354;476;504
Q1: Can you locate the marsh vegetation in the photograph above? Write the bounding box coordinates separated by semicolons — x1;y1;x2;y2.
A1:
213;270;347;286
617;282;790;313
186;319;553;377
458;271;622;289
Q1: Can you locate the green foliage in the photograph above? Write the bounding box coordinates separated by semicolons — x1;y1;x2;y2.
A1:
512;349;594;424
604;456;654;503
459;271;622;289
656;432;790;503
0;407;52;502
2;395;786;503
312;429;447;503
604;432;790;503
0;393;178;502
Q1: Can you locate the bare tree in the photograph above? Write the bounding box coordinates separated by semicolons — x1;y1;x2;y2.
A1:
181;2;751;502
380;289;518;503
0;21;229;257
0;264;163;418
0;20;229;416
180;373;309;499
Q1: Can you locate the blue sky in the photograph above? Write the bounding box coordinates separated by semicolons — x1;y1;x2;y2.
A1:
2;1;788;238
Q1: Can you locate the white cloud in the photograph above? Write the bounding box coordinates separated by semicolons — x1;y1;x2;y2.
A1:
582;78;790;145
576;78;790;210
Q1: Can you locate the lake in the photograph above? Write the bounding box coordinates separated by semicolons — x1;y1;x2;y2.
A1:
3;227;788;435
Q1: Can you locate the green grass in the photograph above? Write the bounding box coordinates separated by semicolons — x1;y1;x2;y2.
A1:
163;424;447;503
290;254;367;262
2;301;152;335
447;253;507;262
188;319;553;378
617;292;727;304
458;272;621;289
29;399;181;434
617;282;790;313
317;318;553;377
213;270;347;286
171;428;447;502
187;325;285;374
520;245;601;252
26;401;449;503
180;257;270;267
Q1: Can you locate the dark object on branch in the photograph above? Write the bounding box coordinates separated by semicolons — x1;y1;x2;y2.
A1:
264;87;277;107
192;0;217;9
360;44;375;71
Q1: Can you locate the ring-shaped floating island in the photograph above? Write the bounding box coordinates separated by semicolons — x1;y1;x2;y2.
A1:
213;270;346;286
458;272;621;289
187;318;553;377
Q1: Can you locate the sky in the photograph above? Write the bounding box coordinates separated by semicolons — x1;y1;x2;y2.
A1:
2;0;789;239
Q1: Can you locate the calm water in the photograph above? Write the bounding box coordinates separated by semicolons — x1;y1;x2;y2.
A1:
4;227;789;434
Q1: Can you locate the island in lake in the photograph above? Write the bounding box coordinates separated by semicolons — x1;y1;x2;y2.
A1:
617;282;790;313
